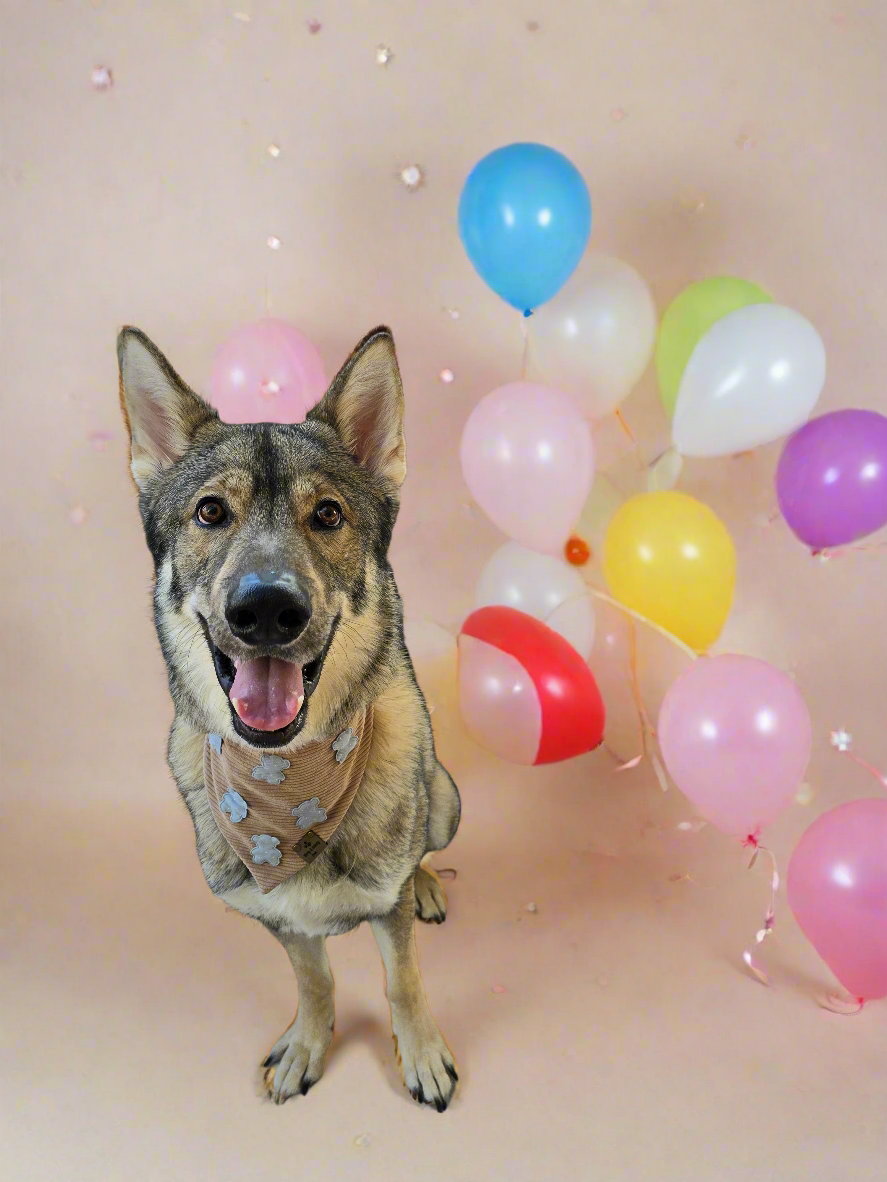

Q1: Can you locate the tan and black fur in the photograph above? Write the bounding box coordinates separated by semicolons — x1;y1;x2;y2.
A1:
118;325;461;1110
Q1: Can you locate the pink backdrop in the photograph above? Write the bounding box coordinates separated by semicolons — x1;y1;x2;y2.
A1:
2;3;885;1180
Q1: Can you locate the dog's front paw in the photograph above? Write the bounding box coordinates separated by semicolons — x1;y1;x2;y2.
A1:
414;863;447;924
393;1020;458;1112
261;1012;334;1105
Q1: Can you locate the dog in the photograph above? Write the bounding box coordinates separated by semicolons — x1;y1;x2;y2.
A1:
118;324;461;1110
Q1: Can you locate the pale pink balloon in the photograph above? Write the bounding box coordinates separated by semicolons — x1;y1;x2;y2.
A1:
457;635;541;765
208;319;327;424
658;654;812;838
460;381;594;555
788;799;887;1000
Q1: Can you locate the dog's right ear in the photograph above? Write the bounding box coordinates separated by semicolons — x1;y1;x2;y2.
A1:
117;327;217;491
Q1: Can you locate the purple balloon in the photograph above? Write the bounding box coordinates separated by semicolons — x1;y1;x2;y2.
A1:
776;409;887;550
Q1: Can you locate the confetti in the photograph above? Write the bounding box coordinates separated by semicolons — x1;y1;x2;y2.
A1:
830;728;852;751
69;505;88;526
267;142;281;158
91;66;113;91
266;235;281;250
676;818;708;833
735;132;756;150
525;902;538;913
442;306;461;320
439;368;454;384
399;164;424;191
260;379;280;399
232;10;251;21
610;107;626;122
375;44;393;66
491;984;507;995
526;20;540;32
88;429;114;452
795;782;815;805
678;189;707;213
668;872;695;884
306;18;322;34
353;1134;372;1148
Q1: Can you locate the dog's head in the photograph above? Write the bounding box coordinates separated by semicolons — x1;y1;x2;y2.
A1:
118;326;406;749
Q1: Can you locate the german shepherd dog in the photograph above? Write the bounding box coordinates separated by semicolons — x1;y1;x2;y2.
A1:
118;325;461;1110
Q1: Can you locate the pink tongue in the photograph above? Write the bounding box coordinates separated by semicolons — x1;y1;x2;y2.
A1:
230;657;305;732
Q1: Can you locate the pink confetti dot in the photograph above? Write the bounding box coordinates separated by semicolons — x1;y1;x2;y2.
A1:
491;983;507;995
439;368;454;384
306;18;321;34
69;505;88;526
526;20;540;32
610;107;626;122
266;235;281;250
88;429;115;452
259;379;280;400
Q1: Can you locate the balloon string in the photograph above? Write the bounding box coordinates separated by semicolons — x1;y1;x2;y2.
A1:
519;317;531;380
834;748;887;790
614;408;647;472
814;541;887;560
741;838;779;987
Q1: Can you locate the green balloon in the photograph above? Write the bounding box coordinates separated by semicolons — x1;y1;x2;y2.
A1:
655;277;772;416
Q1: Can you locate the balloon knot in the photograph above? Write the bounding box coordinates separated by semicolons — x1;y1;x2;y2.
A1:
523;309;533;318
743;830;761;849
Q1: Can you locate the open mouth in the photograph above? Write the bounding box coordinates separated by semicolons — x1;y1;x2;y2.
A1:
199;616;339;748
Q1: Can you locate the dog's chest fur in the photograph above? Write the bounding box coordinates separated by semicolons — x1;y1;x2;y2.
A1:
169;674;432;937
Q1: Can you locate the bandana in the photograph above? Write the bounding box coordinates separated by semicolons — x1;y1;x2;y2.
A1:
203;706;374;893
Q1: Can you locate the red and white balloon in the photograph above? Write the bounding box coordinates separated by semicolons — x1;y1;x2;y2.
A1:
458;606;605;766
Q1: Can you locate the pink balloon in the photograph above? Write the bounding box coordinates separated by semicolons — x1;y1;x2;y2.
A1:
658;655;812;838
460;381;594;554
457;635;542;765
788;799;887;1000
208;318;327;424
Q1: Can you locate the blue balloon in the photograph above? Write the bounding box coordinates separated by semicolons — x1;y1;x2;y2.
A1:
458;142;591;314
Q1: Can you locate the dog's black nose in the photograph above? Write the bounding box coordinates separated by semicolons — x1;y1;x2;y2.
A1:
225;570;312;646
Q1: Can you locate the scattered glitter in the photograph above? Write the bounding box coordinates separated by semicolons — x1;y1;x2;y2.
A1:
610;107;626;122
399;164;424;191
442;306;461;320
266;235;281;250
565;535;591;566
306;18;322;34
91;66;113;91
267;142;281;158
439;368;455;384
736;132;756;150
260;379;280;399
375;44;393;66
232;10;251;21
353;1134;372;1148
525;902;538;913
491;984;507;995
795;782;815;805
526;20;540;32
69;505;88;526
830;728;852;751
88;429;114;452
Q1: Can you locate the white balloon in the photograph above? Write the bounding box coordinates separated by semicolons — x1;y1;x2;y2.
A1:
474;541;595;659
672;304;826;457
531;253;657;418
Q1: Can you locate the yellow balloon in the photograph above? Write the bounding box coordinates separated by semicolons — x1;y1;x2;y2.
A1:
603;491;736;651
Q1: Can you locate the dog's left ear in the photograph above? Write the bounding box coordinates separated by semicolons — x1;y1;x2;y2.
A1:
118;327;217;491
310;327;406;488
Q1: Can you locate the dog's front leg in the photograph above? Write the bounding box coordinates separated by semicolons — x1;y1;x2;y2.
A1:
261;931;335;1105
371;878;458;1111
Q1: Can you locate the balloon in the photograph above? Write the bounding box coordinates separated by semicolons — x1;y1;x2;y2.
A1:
475;541;595;659
458;143;591;314
788;798;887;1000
531;253;656;418
656;277;772;416
603;491;735;651
458;606;605;765
776;409;887;551
658;655;812;839
209;319;327;424
460;381;595;555
672;304;826;457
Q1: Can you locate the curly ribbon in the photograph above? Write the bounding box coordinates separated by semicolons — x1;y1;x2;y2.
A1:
830;732;887;789
741;835;780;987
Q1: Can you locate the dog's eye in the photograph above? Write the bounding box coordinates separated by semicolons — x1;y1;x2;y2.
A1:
313;501;343;530
195;498;228;527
